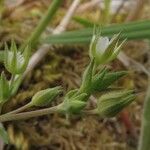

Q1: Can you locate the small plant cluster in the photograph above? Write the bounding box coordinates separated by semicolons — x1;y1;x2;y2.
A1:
0;28;135;144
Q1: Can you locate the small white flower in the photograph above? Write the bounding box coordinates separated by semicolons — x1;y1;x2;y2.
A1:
89;29;126;65
96;37;109;54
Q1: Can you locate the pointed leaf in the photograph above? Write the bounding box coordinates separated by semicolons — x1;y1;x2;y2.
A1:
0;124;9;144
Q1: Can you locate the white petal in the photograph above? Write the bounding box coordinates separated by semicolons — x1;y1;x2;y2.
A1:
96;37;109;54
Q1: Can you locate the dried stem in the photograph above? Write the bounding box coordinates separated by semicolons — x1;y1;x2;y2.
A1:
77;0;101;13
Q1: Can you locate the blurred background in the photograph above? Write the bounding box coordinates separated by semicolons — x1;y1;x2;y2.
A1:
0;0;150;150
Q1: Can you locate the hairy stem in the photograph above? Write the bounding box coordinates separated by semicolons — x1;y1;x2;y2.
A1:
6;102;32;115
0;106;59;122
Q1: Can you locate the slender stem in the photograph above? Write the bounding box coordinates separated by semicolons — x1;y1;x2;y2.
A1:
24;0;61;48
0;106;59;122
138;79;150;150
5;102;32;115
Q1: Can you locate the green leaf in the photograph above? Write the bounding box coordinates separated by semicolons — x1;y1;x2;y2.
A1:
91;71;127;92
25;0;62;48
0;124;9;144
42;20;150;44
73;16;95;27
91;67;108;92
79;59;95;93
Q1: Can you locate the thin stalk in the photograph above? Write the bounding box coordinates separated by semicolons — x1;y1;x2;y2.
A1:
24;0;61;48
5;102;32;115
138;79;150;150
0;105;59;122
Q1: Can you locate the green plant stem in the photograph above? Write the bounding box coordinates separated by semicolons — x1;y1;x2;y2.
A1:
6;102;32;115
138;79;150;150
24;0;61;48
0;105;59;122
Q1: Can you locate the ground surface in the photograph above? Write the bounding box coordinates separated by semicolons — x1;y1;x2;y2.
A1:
0;0;150;150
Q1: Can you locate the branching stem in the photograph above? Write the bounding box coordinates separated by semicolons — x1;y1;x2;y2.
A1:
5;102;32;115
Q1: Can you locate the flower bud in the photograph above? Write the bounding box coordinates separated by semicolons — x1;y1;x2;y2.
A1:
0;72;10;104
89;29;126;65
97;90;135;117
31;86;62;107
4;41;30;75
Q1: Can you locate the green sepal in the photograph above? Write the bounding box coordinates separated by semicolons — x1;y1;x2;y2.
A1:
109;39;126;61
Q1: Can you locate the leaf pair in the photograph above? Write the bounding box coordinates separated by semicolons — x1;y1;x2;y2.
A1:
59;89;88;114
91;70;127;92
